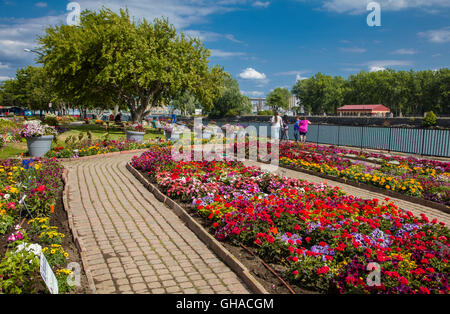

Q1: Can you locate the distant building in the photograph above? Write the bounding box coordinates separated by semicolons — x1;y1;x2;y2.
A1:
249;98;269;113
337;104;390;117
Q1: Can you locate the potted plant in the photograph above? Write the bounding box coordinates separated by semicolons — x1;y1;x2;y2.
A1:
125;123;146;142
162;124;174;140
20;121;57;157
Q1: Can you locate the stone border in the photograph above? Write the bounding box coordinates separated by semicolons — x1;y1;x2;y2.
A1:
126;163;268;295
276;162;450;215
57;149;149;162
61;168;96;293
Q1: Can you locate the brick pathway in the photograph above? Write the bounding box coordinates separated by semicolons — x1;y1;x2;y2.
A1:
243;160;450;227
63;153;250;294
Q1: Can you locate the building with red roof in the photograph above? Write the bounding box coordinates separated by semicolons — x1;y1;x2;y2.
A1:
337;104;390;117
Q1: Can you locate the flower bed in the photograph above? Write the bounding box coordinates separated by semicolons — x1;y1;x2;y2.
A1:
279;142;450;207
0;158;87;294
46;139;169;159
131;146;450;294
227;140;450;207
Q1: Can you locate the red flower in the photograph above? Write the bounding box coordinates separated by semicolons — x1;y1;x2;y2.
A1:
37;185;46;192
317;266;329;275
398;276;409;285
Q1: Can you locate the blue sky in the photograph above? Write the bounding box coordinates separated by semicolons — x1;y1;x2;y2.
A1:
0;0;449;98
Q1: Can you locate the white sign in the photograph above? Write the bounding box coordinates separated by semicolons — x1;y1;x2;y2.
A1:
40;253;59;294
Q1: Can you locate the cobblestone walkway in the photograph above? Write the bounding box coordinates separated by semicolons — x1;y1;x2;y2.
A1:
63;153;250;294
243;160;450;227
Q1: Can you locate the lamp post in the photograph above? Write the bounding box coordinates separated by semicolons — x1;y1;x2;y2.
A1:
24;48;44;56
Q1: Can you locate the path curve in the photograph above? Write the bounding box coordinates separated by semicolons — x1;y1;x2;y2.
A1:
63;153;250;294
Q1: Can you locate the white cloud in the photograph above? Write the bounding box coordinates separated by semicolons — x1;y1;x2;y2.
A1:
0;76;13;81
391;48;417;55
322;0;450;14
0;1;247;78
366;60;412;71
275;70;309;76
35;2;47;8
210;49;245;58
75;0;242;29
340;47;367;53
369;66;386;72
239;67;266;80
224;34;245;44
418;27;450;43
242;90;265;97
252;1;270;8
185;30;245;44
296;73;308;81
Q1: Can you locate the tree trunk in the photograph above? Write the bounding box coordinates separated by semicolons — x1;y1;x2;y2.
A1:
131;97;150;123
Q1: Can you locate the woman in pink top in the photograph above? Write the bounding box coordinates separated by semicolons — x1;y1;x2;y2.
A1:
298;117;311;144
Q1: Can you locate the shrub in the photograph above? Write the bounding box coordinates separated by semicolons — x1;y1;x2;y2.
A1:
258;110;273;116
225;109;239;117
44;114;58;127
0;243;42;294
422;111;437;128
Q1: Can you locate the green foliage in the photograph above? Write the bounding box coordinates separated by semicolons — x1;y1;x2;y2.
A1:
209;76;251;118
422;111;437;127
292;68;450;115
266;87;291;111
44;114;58;126
0;214;15;235
171;91;198;116
0;247;42;294
39;8;226;122
258;110;273;116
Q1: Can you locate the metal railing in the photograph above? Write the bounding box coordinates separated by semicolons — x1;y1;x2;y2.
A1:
307;124;450;158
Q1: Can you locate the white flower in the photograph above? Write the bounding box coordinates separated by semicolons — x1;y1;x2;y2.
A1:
4;194;10;200
15;242;42;257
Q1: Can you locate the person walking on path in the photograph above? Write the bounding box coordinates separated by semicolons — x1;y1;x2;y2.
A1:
281;115;289;141
298;116;311;144
270;111;282;140
293;116;301;142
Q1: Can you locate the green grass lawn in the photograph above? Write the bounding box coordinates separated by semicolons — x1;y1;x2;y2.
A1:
0;142;28;159
0;123;165;159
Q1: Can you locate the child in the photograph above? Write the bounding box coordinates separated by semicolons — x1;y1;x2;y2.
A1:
293;116;301;141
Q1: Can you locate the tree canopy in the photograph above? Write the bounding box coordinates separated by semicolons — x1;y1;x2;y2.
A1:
38;7;226;122
292;68;449;115
0;66;53;111
208;76;252;118
266;87;291;112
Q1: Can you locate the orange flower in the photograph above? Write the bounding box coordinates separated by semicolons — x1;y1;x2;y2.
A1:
270;227;278;235
50;205;54;213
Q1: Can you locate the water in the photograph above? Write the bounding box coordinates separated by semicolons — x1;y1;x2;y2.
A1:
212;121;450;158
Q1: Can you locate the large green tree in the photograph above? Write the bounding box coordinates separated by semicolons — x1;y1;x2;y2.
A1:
266;87;291;112
209;76;251;118
38;8;226;122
